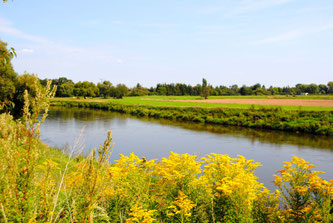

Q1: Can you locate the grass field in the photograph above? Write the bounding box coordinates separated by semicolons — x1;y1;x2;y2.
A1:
53;95;333;111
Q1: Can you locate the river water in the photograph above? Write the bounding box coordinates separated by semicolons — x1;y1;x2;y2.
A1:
40;106;333;190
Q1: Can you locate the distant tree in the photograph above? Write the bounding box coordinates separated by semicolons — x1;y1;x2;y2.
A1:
230;84;239;95
74;81;99;97
307;84;319;94
156;85;167;95
112;84;128;99
318;84;328;94
97;81;113;98
269;86;280;95
239;85;252;95
327;81;333;94
50;77;74;96
40;78;48;86
251;83;261;91
58;82;74;97
129;83;149;96
201;78;210;99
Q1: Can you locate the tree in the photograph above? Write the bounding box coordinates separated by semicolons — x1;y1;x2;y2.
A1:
318;84;328;94
111;84;128;99
58;82;74;97
74;81;99;97
239;85;252;95
97;81;113;98
307;84;319;94
327;81;333;94
156;85;167;95
201;78;210;99
13;73;42;116
0;41;18;112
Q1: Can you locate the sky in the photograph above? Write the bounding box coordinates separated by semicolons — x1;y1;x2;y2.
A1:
0;0;332;87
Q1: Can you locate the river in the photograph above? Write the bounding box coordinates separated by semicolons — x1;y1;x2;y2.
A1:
40;106;333;190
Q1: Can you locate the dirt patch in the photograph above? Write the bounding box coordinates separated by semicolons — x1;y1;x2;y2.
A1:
167;99;333;107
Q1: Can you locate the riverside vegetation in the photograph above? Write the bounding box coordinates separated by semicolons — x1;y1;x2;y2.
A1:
0;76;333;222
52;100;333;136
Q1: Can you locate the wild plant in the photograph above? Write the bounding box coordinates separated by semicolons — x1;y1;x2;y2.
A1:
273;156;333;222
0;74;56;222
200;154;263;222
64;130;114;222
103;153;156;222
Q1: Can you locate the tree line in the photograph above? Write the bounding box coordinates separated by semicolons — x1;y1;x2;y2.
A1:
42;77;333;98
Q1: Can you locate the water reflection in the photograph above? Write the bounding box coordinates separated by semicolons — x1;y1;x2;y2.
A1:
40;106;333;190
46;106;333;150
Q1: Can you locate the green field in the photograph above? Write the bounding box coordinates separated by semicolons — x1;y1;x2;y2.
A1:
52;95;333;111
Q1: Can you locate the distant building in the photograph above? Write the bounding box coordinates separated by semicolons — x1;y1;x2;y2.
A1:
300;93;309;96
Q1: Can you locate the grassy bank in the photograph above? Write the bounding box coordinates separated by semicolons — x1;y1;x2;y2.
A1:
52;99;333;136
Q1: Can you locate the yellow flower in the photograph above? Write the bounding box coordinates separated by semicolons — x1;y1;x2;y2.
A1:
295;186;308;195
127;204;156;223
168;191;196;217
272;175;283;186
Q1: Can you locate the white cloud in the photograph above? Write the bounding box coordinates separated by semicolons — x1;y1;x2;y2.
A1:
21;48;34;53
254;23;333;44
0;17;50;43
116;59;124;64
142;23;179;28
198;25;229;30
86;19;102;25
195;0;293;15
255;30;303;44
112;20;123;25
0;16;126;82
0;16;90;56
318;24;333;32
232;0;293;14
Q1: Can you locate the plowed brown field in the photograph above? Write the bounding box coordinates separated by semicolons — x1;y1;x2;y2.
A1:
168;99;333;107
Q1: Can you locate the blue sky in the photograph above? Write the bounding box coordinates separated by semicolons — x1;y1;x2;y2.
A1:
0;0;332;87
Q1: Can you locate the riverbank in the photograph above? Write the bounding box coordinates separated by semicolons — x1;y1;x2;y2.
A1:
51;99;333;136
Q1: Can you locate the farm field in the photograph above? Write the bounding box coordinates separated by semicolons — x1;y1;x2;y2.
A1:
168;98;333;107
52;95;333;111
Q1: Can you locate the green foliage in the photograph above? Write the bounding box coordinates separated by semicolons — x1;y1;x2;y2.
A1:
74;81;99;97
97;80;113;98
112;84;128;99
328;82;333;94
58;82;74;97
0;41;16;65
129;83;150;96
13;73;44;117
39;75;333;98
202;78;210;99
0;41;18;113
